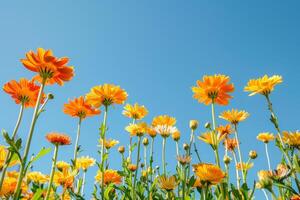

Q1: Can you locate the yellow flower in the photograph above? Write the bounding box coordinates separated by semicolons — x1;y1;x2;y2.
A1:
189;120;199;130
95;169;122;185
236;162;254;171
99;138;119;149
122;103;148;120
53;169;76;188
125;122;148;137
146;126;157;138
0;146;19;170
223;138;239;152
171;130;181;141
192;74;234;105
158;176;178;191
282;131;300;149
244;75;282;96
0;176;27;197
127;164;138;172
256;170;273;189
198;131;225;148
27;171;49;184
193;163;226;185
86;84;128;107
176;155;191;166
257;132;275;143
217;124;233;137
56;161;70;171
219;109;249;125
152;115;176;127
75;156;96;171
154;125;178;138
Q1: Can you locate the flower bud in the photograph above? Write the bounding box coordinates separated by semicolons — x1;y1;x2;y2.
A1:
118;146;125;154
223;155;231;164
128;164;137;172
172;130;181;141
183;143;189;151
189;120;199;130
140;163;145;168
205;122;211;129
249;150;257;159
47;93;54;100
142;138;149;146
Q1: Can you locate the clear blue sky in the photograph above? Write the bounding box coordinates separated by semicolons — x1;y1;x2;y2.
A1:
0;1;299;199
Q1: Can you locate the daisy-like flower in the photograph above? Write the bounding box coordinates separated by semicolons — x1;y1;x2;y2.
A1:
0;176;27;198
26;171;49;184
53;169;76;188
192;74;234;105
282;131;300;149
46;132;71;146
75;156;96;171
193;163;226;185
99;139;119;149
244;75;282;96
217;124;233;137
198;131;225;149
95;169;122;185
21;48;74;85
127;164;138;172
158;176;178;191
3;78;45;108
236;162;254;171
176;155;191;166
154;125;178;138
86;84;128;107
146;126;157;138
63;96;100;119
257;132;275;143
219;109;249;125
122;103;148;120
171;130;181;141
56;161;70;171
152;115;176;127
125;122;148;137
0;146;19;170
256;170;273;189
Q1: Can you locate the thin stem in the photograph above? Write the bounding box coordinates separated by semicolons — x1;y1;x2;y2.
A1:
187;129;194;179
128;119;136;162
265;143;271;170
262;189;270;200
211;103;216;130
14;79;46;199
81;171;86;195
100;106;108;200
0;104;24;189
182;165;186;200
144;145;147;170
175;141;180;167
232;151;240;189
149;137;154;184
45;144;59;200
133;136;142;200
214;149;221;167
73;117;82;165
233;124;245;182
162;137;167;176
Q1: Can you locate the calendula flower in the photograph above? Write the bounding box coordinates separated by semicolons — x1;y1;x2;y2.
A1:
21;48;74;85
223;138;238;151
3;78;45;108
26;171;49;184
193;163;226;185
6;171;19;179
0;146;19;170
193;177;203;188
53;169;76;188
244;75;282;96
158;176;178;191
75;156;96;171
152;115;176;127
219;109;249;125
191;74;234;105
272;164;290;181
172;130;181;141
257;132;275;143
122;103;148;120
146;126;157;138
46;132;71;146
99;138;119;149
217;124;233;137
256;170;273;189
63;96;100;119
86;84;128;107
176;155;191;166
291;195;300;200
125;122;148;137
0;176;27;198
95;169;122;185
127;164;138;172
56;161;70;171
154;125;178;138
198;131;225;148
282;131;300;149
236;162;254;171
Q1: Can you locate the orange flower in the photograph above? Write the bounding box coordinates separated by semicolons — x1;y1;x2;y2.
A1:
46;132;71;146
95;169;122;185
257;132;275;143
152;115;176;127
217;124;233;137
193;163;226;185
158;176;178;191
86;84;128;107
236;162;254;171
63;96;100;119
198;132;225;148
192;74;234;105
223;138;238;151
219;109;249;125
282;131;300;149
127;164;138;172
244;75;282;96
125;122;148;137
146;126;157;138
172;130;181;141
3;78;44;108
123;103;148;120
21;48;74;85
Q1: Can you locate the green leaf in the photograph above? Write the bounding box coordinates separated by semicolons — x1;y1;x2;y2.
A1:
31;188;43;200
32;147;51;162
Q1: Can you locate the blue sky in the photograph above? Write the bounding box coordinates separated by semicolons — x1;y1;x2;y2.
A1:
0;0;299;199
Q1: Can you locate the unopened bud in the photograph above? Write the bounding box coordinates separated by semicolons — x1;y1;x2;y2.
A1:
223;155;231;164
142;138;149;146
118;146;125;154
183;143;189;151
47;93;54;100
205;122;211;129
249;150;258;159
189;120;199;130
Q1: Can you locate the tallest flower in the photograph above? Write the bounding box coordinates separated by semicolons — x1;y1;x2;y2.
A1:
21;47;74;85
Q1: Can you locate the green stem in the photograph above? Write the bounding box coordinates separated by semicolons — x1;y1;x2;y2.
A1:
73;117;82;166
149;137;154;184
81;171;86;195
45;144;59;200
0;104;24;189
133;136;142;200
129;119;136;162
265;143;271;170
176;141;180;167
234;124;245;182
14;79;46;199
162;137;167;176
100;106;108;200
187;130;194;179
232;151;240;189
182;166;186;200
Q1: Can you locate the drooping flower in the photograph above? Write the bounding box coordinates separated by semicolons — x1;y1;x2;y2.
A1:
63;96;100;119
75;156;96;171
122;103;148;120
152;115;176;127
219;109;249;125
86;84;128;107
217;124;233;137
56;161;70;171
0;146;19;170
3;78;45;108
99;139;119;149
158;176;178;191
236;162;254;171
26;171;49;184
282;131;300;149
244;75;282;96
192;74;234;105
171;130;181;141
21;48;74;85
198;131;225;148
125;122;148;137
257;132;275;143
223;138;239;152
95;169;122;185
46;132;71;146
193;163;226;185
